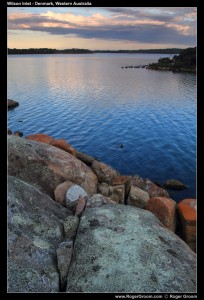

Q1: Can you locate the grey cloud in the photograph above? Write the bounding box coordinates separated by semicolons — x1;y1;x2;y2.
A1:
8;8;196;46
14;22;195;45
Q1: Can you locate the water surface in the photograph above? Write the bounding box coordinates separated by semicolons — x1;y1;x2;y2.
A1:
8;54;196;201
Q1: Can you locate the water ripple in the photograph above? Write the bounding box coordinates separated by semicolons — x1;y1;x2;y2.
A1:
8;54;196;202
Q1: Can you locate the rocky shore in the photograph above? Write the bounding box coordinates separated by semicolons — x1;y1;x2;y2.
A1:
8;131;197;292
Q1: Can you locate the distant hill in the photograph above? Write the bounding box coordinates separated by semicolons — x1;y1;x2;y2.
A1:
148;47;196;73
7;48;93;55
7;48;182;55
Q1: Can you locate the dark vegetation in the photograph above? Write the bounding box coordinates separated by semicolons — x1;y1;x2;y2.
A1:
8;48;183;55
148;47;196;73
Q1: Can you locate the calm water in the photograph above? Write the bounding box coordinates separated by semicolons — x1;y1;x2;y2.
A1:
7;54;196;202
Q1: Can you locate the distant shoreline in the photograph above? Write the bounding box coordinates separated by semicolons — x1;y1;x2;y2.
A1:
8;48;182;55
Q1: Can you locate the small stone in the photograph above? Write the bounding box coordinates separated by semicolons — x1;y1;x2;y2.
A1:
66;185;88;212
63;215;79;239
111;176;133;199
98;182;110;197
75;196;86;217
130;175;145;189
86;194;115;208
127;186;150;208
14;131;23;137
109;185;125;204
54;181;74;206
57;241;73;289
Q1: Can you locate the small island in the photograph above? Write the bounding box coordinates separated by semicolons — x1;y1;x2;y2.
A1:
148;47;196;73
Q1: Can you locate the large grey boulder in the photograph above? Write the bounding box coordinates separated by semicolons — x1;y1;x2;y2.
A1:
8;135;98;198
8;176;71;293
66;204;196;293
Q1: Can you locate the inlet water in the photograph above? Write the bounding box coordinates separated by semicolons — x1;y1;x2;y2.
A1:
8;53;196;202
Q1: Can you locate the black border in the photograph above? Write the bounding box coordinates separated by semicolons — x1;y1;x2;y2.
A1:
4;0;200;297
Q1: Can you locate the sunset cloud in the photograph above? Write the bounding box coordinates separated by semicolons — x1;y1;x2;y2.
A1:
7;7;197;49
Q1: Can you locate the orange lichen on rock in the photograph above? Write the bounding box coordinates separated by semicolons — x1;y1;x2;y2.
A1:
50;139;77;156
177;198;196;251
146;197;177;232
26;133;55;144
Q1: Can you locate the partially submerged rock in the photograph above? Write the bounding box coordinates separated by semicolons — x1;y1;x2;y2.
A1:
8;135;98;198
164;179;188;190
66;204;196;293
8;176;70;292
8;99;19;109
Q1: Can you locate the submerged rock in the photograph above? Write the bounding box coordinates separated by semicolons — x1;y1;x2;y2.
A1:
8;176;70;292
66;204;196;293
8;135;98;198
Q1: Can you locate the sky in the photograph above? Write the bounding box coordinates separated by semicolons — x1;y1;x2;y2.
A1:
7;7;197;50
